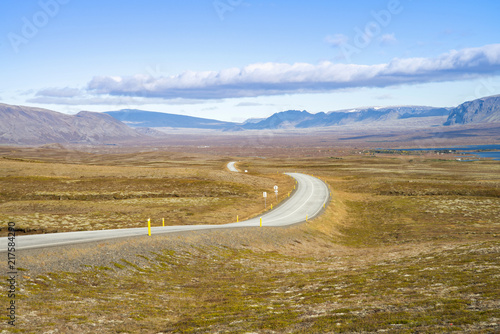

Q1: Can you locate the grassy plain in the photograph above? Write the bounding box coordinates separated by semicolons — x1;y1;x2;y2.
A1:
0;146;499;333
0;148;293;236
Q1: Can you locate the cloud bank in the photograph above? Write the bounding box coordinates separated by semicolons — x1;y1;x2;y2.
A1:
51;44;500;102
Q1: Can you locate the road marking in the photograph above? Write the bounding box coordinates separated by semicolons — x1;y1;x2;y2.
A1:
0;172;330;251
262;173;325;225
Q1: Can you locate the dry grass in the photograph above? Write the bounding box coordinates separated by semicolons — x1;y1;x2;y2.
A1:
0;147;499;333
0;150;293;236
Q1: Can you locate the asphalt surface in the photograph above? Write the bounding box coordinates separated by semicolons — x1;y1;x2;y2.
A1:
0;172;329;252
227;161;239;172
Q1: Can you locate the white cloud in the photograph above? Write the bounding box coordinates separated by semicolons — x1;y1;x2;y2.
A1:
325;34;349;46
235;102;263;107
27;95;216;106
39;44;500;103
28;95;141;106
374;93;395;100
36;87;82;98
380;33;397;45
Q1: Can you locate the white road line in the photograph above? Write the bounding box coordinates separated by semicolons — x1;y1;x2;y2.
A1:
262;174;314;224
0;172;330;251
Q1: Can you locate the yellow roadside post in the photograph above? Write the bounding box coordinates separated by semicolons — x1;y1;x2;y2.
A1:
260;217;262;227
147;218;151;236
271;204;273;209
162;218;165;227
306;214;308;222
237;215;239;222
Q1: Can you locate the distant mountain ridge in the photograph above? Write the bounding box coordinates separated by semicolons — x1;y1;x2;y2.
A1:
240;106;450;130
105;109;236;129
444;94;500;125
104;106;451;131
242;110;315;129
0;104;144;145
1;94;499;145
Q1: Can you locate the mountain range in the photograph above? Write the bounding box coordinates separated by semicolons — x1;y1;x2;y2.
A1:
105;106;452;131
0;94;499;145
241;106;450;130
105;96;500;130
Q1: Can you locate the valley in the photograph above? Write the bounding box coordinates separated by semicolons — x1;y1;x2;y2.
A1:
0;145;498;333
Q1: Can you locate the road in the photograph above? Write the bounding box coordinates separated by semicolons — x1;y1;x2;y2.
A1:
0;173;329;251
227;161;239;172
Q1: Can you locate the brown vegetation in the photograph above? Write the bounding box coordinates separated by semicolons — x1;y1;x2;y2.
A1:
0;149;293;236
0;146;499;333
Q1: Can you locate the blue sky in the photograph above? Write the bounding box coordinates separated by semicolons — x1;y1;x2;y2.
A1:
1;0;500;122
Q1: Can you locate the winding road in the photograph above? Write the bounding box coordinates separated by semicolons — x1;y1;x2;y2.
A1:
227;161;239;172
1;168;329;251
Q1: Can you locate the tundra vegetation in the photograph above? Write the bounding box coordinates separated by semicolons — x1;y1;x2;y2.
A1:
0;146;499;333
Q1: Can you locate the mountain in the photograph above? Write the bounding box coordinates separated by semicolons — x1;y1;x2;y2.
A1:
242;117;266;124
0;104;145;145
242;110;316;129
240;106;449;130
105;106;451;131
105;109;237;129
444;95;500;125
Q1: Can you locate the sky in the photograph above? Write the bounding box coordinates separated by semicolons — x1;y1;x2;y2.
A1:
1;0;500;122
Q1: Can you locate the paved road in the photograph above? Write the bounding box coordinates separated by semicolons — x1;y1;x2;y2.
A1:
0;173;329;251
227;161;239;172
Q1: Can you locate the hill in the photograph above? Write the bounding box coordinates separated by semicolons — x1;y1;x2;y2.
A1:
242;110;315;129
105;109;237;129
444;95;500;125
0;104;145;145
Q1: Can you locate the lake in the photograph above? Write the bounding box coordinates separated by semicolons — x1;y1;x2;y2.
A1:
392;144;500;161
